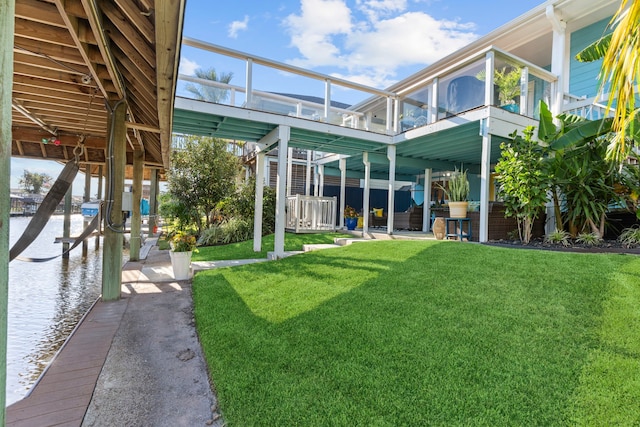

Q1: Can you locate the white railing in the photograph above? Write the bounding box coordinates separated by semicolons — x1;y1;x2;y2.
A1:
562;93;611;120
286;195;337;233
179;38;557;136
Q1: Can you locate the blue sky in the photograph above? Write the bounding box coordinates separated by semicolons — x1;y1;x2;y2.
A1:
178;0;545;100
12;0;545;194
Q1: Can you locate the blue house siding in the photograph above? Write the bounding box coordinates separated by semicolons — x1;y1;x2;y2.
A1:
569;17;612;98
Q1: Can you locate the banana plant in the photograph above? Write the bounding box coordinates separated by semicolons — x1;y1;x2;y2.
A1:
536;100;624;237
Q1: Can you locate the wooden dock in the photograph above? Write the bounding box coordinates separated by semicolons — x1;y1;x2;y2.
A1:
6;300;127;426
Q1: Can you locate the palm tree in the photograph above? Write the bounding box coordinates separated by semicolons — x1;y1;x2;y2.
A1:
577;0;640;162
185;68;234;103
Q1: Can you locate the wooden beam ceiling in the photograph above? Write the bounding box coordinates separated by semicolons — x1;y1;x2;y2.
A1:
11;0;186;179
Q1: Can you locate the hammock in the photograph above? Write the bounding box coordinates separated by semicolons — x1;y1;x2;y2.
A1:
13;214;101;262
10;160;80;262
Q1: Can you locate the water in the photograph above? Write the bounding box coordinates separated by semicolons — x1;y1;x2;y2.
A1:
7;215;103;405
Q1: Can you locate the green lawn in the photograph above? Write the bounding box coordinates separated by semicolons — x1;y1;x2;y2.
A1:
193;240;640;426
191;232;351;261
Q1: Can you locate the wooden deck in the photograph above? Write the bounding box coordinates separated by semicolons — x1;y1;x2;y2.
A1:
6;300;127;427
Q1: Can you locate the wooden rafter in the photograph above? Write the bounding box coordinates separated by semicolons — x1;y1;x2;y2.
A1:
12;0;186;178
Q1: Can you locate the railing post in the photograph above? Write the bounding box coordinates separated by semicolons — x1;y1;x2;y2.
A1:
485;51;495;107
393;97;399;134
430;78;438;123
246;58;253;106
520;67;529;117
385;97;393;134
324;79;331;121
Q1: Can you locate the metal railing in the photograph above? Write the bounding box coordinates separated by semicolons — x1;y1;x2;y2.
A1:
286;195;337;233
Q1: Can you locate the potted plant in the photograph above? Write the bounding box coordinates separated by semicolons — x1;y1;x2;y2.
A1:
494;66;521;112
344;205;359;230
439;169;470;218
169;231;198;280
476;66;522;112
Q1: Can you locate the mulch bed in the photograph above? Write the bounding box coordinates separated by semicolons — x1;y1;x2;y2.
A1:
484;238;640;255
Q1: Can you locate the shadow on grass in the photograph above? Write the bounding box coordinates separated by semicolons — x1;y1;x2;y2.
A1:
193;241;640;426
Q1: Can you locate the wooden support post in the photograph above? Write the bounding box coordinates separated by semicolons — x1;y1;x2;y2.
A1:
63;184;72;258
0;0;15;420
96;165;103;249
149;168;159;235
129;149;144;261
102;100;127;301
83;164;91;257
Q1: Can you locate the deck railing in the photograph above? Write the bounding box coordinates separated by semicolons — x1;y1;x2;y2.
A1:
286;195;337;233
562;93;611;120
178;38;557;136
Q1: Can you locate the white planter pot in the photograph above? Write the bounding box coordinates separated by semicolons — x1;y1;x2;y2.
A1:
170;250;192;280
448;201;469;219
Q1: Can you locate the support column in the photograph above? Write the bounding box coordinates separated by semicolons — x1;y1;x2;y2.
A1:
286;147;293;196
423;168;432;232
386;145;396;234
129;148;144;261
339;158;346;229
318;164;324;197
63;184;72;258
273;126;290;258
102;99;127;301
253;151;266;252
362;152;371;235
305;150;312;195
83;164;91;257
0;1;14;418
148;168;158;235
479;122;492;243
546;5;567;117
96;165;103;249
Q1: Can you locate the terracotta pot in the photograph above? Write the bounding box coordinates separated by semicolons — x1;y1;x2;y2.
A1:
448;201;469;218
433;217;446;240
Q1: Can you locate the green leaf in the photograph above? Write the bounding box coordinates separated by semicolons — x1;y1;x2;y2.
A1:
537;100;556;142
575;33;612;62
550;118;613;150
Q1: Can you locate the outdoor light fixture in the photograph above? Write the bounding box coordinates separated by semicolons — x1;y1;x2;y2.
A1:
41;136;61;145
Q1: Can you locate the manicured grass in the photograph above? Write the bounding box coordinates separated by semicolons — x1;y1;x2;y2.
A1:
193;240;640;426
191;232;351;261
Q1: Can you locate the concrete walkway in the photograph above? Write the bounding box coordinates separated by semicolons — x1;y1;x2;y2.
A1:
6;242;264;427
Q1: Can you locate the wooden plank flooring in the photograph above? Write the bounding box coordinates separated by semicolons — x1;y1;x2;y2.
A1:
6;299;128;427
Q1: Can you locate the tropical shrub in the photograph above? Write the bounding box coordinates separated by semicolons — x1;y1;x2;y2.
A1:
495;126;549;244
575;232;603;246
544;229;570;246
197;225;225;247
619;225;640;247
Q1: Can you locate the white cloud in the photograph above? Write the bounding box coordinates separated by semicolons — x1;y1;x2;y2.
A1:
282;0;478;88
356;0;407;22
179;57;199;76
284;0;353;66
228;15;249;38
